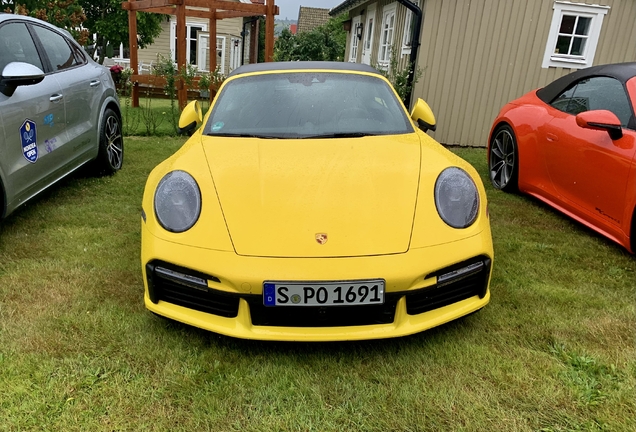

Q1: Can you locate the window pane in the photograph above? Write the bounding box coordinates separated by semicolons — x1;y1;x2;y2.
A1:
555;36;571;54
571;37;586;56
205;73;413;138
575;17;591;35
190;40;197;64
32;25;77;71
0;22;43;72
572;77;633;126
365;19;373;49
551;84;578;113
559;15;576;34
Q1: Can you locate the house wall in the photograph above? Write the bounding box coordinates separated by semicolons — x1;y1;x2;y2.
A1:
137;14;244;74
345;0;412;67
413;0;636;147
138;19;171;65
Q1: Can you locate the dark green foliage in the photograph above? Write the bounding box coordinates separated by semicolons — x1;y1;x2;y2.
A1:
258;17;266;63
5;1;89;44
79;0;162;64
274;14;347;62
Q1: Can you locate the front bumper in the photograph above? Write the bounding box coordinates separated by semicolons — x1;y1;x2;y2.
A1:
141;222;493;341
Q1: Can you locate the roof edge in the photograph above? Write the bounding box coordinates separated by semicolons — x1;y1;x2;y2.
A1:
228;61;382;77
330;0;366;16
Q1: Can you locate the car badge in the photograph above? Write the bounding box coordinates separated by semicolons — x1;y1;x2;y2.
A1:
315;233;328;245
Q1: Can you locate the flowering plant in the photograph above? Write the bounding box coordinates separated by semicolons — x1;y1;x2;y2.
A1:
109;64;124;74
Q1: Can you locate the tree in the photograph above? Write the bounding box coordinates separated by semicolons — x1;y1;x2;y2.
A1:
4;1;89;45
79;0;163;64
274;14;347;62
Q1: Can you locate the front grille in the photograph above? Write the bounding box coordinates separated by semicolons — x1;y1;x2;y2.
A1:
146;261;240;318
245;294;401;327
406;256;491;315
146;255;491;326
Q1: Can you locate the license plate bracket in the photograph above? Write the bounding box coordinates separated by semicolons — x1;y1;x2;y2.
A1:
263;279;385;307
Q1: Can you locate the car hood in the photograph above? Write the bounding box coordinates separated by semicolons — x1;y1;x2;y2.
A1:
201;134;421;257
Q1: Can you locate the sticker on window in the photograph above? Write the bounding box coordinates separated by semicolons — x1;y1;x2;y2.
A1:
45;137;58;153
44;114;54;127
20;119;38;163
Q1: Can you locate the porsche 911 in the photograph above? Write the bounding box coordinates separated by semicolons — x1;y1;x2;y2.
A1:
141;62;493;341
488;62;636;253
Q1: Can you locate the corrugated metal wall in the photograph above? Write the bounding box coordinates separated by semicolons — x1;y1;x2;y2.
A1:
413;0;636;146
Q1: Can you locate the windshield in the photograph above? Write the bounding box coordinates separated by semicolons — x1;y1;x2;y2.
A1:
203;72;414;138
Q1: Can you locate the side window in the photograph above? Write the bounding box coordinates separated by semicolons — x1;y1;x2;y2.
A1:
551;84;578;113
0;22;43;72
31;25;79;71
72;44;86;64
551;77;633;127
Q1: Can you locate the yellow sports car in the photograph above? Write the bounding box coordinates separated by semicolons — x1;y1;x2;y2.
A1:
141;62;493;341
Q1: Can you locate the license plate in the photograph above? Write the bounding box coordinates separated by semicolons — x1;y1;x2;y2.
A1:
263;280;385;307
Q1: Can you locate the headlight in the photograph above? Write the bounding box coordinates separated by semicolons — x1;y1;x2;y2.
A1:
154;170;201;232
434;167;479;228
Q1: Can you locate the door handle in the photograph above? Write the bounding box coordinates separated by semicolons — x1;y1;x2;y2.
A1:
50;94;63;102
546;133;558;142
89;80;101;87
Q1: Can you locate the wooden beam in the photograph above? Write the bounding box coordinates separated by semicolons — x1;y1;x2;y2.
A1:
265;0;274;62
187;0;267;14
209;8;217;73
128;2;140;107
176;1;187;109
143;6;269;20
122;0;181;11
125;0;269;14
144;6;177;15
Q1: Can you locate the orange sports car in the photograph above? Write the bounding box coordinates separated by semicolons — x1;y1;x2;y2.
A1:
488;62;636;253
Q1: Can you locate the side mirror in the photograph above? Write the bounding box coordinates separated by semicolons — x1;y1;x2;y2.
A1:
0;62;45;97
410;98;437;132
576;110;623;140
178;100;203;136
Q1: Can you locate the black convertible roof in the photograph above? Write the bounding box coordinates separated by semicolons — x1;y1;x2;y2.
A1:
228;61;382;78
537;62;636;103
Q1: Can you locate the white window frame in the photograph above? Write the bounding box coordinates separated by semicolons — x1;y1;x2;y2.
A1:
401;0;420;56
230;37;242;71
349;15;362;62
195;33;226;74
361;3;377;65
542;1;609;69
378;3;397;68
170;19;208;64
216;36;226;74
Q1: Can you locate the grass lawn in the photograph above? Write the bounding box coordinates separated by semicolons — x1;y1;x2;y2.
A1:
0;137;634;431
119;96;212;137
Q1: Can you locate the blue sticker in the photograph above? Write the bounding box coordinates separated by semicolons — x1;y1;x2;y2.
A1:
20;119;38;163
44;114;54;127
45;137;58;153
263;283;276;306
212;122;224;132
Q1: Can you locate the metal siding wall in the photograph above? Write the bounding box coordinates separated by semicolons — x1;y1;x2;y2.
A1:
413;0;636;146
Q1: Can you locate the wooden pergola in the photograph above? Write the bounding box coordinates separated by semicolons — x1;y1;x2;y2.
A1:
121;0;278;109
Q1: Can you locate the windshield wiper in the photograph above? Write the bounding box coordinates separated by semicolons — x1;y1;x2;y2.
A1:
300;132;377;139
207;132;281;138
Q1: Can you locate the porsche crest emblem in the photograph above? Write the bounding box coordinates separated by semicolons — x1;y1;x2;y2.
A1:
315;233;328;245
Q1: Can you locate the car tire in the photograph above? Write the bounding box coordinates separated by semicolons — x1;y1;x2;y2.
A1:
489;124;518;192
94;108;124;175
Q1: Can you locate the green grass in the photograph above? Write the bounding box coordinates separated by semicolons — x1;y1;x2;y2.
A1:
0;140;634;431
118;96;212;137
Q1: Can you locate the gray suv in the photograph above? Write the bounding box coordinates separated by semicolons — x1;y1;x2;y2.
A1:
0;13;123;219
